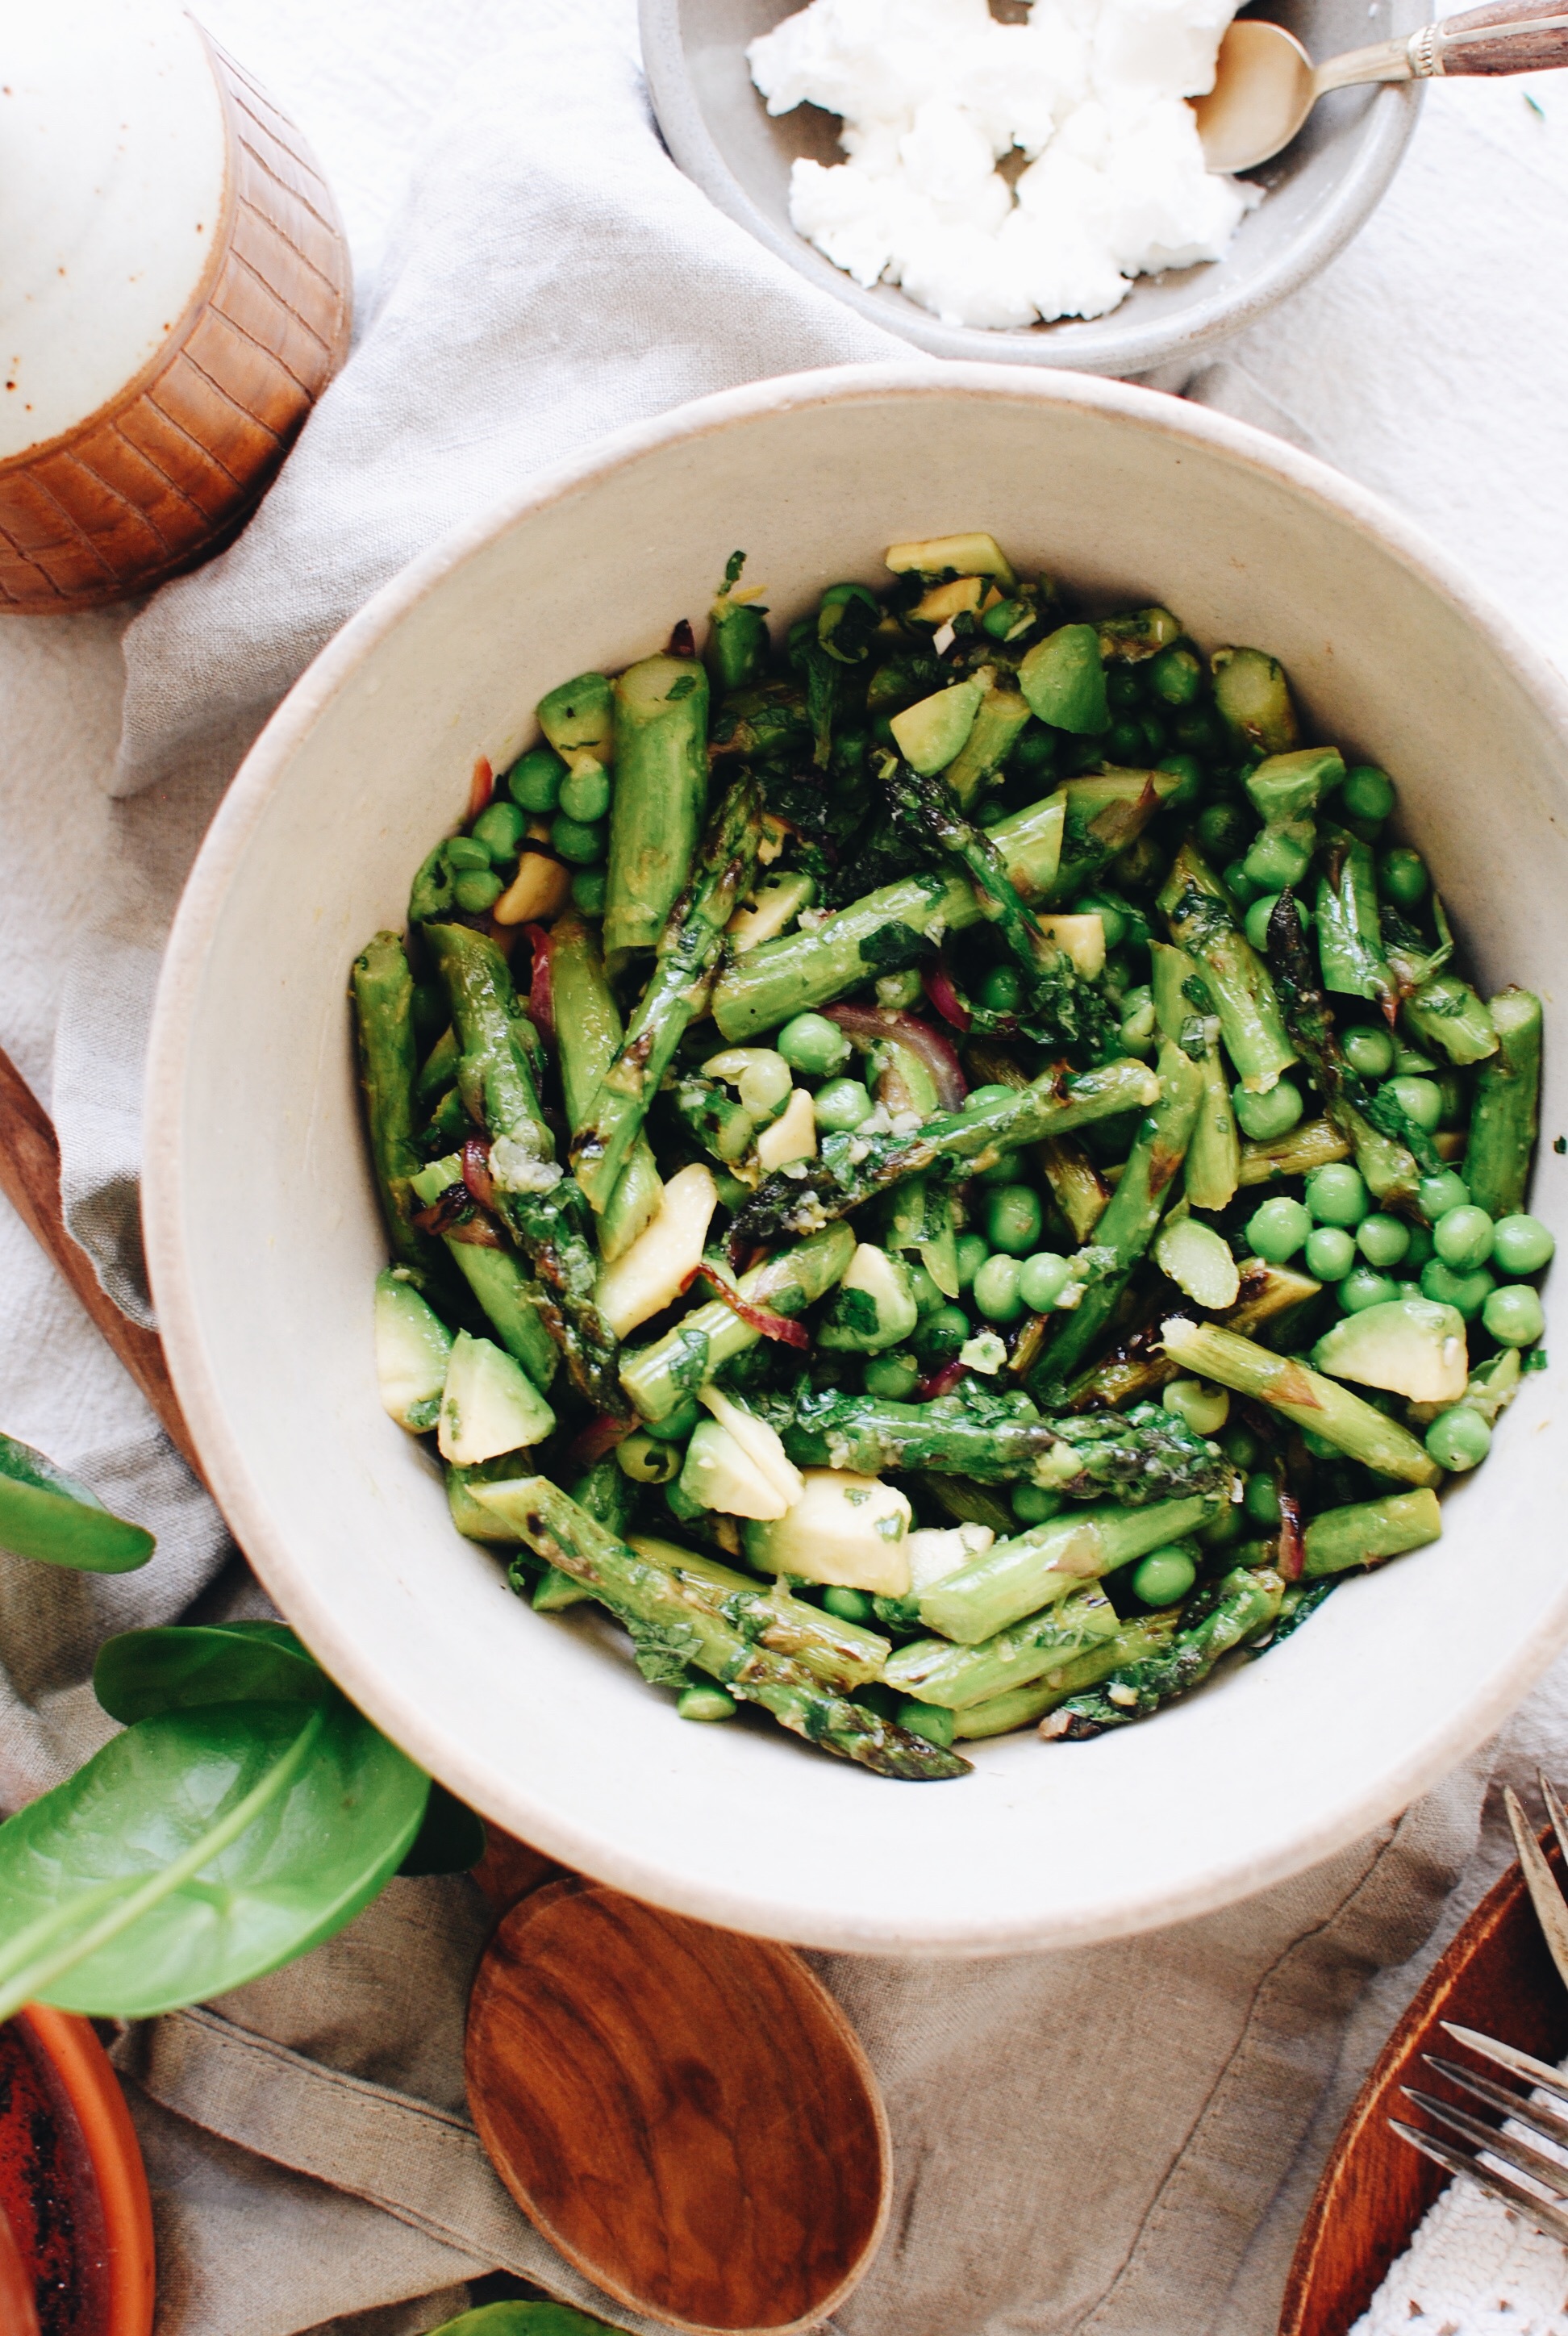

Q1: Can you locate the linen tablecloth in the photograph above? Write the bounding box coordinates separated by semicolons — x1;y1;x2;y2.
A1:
4;2;1568;2330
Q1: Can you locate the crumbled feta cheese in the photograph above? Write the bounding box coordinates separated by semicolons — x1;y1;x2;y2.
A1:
490;1133;563;1195
960;1330;1007;1374
749;0;1260;327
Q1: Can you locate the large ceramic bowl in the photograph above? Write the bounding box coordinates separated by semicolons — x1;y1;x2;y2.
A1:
640;0;1422;381
145;365;1568;1956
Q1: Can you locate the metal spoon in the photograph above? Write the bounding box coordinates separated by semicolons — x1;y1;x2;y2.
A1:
1193;0;1568;173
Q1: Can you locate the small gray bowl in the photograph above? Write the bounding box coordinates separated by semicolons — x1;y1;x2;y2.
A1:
640;0;1421;380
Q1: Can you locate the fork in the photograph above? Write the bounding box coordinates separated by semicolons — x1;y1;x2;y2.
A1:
1390;1771;1568;2241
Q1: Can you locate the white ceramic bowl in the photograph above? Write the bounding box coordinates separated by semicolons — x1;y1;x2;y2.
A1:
146;365;1568;1956
640;0;1422;381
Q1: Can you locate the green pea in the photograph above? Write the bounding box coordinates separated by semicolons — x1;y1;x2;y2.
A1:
864;1350;921;1400
1420;1259;1495;1320
551;814;607;866
979;965;1024;1015
907;1266;945;1316
963;1082;1015;1116
985;1183;1044;1258
1139;714;1169;761
1300;1427;1341;1458
898;1699;956;1749
813;1078;874;1134
974;1149;1025;1187
875;969;924;1011
1338;765;1395;825
1107;668;1145;715
1072;894;1127;950
1244;895;1281;953
1149;644;1203;707
452;867;503;913
1304;1225;1356;1282
507;746;567;812
1243;1472;1282;1527
1232;1078;1303;1141
973;1253;1026;1323
1012;1482;1064;1525
1108;718;1147;765
1018;1251;1072;1312
1492;1214;1555;1276
1009;724;1057;779
1155;753;1204;811
1378;847;1428;907
618;1431;682;1483
1403;1223;1436;1271
1132;1545;1199;1607
1222;1424;1263;1470
777;1012;851;1078
1174;705;1228;758
822;1585;878;1624
1243;827;1312;893
917;1304;970;1360
1418;1170;1470;1223
1246;1195;1312;1263
1340;1266;1402;1313
472;799;527;861
558;763;611;824
678;1683;738;1722
446;835;493;870
954;1233;990;1291
1198;1500;1246;1550
1483;1283;1545;1347
1306;1163;1369;1227
1223;858;1265;909
1162;1377;1229;1435
644;1398;702;1444
1195;802;1252;862
1341;1024;1395;1078
1424;1407;1491;1473
1433;1204;1495;1274
1387;1075;1441;1134
571;866;608;916
1356;1213;1411;1270
736;1053;793;1119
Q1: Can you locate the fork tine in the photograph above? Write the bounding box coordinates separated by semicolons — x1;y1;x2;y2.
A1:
1539;1769;1568;1871
1503;1786;1568;1998
1424;2052;1568;2149
1402;2084;1568;2196
1389;2117;1568;2248
1443;2023;1568;2107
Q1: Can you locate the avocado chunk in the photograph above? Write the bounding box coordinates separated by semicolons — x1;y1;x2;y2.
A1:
744;1470;913;1596
437;1329;556;1466
1244;745;1345;825
536;670;614;765
885;532;1017;587
1312;1298;1468;1403
1153;1217;1241;1312
680;1420;794;1520
817;1243;920;1354
941;681;1032;808
374;1269;453;1432
890;680;985;777
1019;624;1107;736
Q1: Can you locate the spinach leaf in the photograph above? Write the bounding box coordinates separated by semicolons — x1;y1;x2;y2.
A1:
0;1695;427;2022
0;1433;154;1574
94;1622;331;1721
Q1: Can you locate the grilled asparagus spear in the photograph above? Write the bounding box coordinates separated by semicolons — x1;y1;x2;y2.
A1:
1040;1566;1284;1737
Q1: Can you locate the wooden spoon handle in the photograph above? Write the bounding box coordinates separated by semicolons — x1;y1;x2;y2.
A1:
1426;0;1568;73
0;1045;202;1475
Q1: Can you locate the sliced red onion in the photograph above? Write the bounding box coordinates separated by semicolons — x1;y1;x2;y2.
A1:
446;1215;503;1249
523;922;555;1046
461;1138;498;1214
683;1263;811;1349
412;1183;472;1237
822;1003;966;1111
468;754;494;821
566;1414;633;1470
1277;1489;1305;1583
920;961;972;1039
915;1359;966;1401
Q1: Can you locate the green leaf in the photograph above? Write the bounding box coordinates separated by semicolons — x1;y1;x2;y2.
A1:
0;1698;428;2021
94;1624;332;1723
397;1779;486;1877
0;1433;154;1574
427;2307;619;2336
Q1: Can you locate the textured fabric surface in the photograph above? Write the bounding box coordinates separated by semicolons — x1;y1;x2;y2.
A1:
2;1;1568;2333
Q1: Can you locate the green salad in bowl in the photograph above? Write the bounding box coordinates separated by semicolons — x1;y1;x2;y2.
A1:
354;528;1549;1784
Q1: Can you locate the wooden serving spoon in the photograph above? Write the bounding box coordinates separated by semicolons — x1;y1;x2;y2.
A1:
1193;0;1568;173
0;1044;891;2334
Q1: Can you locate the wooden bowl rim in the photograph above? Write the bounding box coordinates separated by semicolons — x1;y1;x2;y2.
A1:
15;2007;156;2336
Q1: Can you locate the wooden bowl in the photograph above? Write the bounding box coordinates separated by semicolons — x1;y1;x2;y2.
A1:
0;9;350;613
0;2006;155;2336
1280;1833;1568;2334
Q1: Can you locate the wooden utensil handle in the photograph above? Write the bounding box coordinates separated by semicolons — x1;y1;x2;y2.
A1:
1430;0;1568;73
0;1045;203;1476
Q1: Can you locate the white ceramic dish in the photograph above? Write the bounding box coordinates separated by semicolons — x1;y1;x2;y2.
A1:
146;365;1568;1956
640;0;1422;382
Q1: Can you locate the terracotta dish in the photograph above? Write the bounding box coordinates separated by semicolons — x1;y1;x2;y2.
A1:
0;6;349;613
